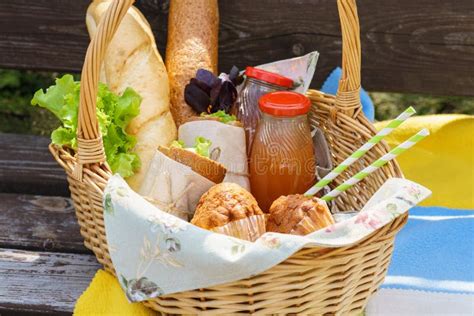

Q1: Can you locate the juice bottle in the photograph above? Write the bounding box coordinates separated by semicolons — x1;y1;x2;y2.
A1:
249;91;316;211
235;67;293;156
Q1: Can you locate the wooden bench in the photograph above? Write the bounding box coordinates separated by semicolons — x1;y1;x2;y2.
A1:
0;0;473;314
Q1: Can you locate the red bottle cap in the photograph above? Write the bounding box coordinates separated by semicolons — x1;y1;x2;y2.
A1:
259;91;311;117
245;67;293;88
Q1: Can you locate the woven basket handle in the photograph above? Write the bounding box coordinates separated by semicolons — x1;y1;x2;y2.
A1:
335;0;362;116
73;0;135;180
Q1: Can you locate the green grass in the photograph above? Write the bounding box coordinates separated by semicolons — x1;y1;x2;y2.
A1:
370;92;474;121
0;69;473;136
0;69;75;136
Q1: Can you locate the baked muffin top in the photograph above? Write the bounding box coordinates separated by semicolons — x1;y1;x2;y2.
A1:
191;183;263;230
266;194;332;234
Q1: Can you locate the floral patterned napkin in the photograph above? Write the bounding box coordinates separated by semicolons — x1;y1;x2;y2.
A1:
103;176;430;302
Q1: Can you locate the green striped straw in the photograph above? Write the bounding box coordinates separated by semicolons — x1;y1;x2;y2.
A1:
321;128;430;202
304;106;416;196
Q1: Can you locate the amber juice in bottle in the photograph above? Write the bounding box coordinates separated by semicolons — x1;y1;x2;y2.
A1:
249;92;316;211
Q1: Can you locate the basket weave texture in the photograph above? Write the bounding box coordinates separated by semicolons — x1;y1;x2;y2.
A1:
50;0;405;314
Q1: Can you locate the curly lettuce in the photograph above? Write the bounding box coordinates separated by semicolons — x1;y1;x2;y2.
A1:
170;140;185;149
200;110;237;124
170;137;212;158
31;74;141;178
194;137;212;157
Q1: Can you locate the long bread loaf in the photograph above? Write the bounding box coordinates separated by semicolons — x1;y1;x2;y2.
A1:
86;0;177;190
166;0;219;126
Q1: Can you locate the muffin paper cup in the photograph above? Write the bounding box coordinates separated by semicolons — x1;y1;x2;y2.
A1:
290;201;335;236
211;215;266;242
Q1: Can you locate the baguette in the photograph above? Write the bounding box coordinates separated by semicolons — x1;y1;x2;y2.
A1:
166;0;219;126
86;0;177;190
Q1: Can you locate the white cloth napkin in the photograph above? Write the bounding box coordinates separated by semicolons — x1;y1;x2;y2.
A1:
103;176;430;302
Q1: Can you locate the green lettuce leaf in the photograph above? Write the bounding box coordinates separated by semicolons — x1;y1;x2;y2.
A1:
31;74;141;178
108;152;141;179
31;75;78;130
51;127;76;148
195;136;212;158
170;138;212;157
170;140;185;149
200;110;237;124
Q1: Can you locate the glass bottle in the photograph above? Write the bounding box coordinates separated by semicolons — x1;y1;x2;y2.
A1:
249;91;316;211
235;67;293;155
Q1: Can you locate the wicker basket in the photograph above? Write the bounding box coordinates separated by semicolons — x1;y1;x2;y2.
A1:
50;0;406;314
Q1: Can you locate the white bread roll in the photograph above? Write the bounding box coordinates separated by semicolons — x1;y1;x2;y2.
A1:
166;0;219;126
86;0;177;190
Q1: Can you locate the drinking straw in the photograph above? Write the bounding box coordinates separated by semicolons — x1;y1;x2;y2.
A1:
304;106;416;196
321;128;429;202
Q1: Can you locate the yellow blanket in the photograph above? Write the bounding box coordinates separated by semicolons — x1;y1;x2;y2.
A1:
74;114;474;315
73;270;156;316
375;114;473;210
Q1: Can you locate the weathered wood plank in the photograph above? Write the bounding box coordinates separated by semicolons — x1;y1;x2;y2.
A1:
0;249;100;315
0;193;88;254
0;133;69;196
0;0;473;96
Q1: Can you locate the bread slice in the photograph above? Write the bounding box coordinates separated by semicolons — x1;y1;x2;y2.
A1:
158;146;226;184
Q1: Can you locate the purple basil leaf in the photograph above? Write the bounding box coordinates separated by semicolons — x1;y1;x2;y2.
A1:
209;81;222;108
218;81;238;112
184;83;210;113
228;66;240;83
196;69;219;87
190;78;212;95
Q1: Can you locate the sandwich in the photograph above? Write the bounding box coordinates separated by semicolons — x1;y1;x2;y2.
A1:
158;137;226;184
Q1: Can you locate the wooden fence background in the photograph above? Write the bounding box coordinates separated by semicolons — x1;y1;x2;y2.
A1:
0;0;473;96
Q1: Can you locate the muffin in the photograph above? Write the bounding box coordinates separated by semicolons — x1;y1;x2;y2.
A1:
191;183;265;241
267;194;335;235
